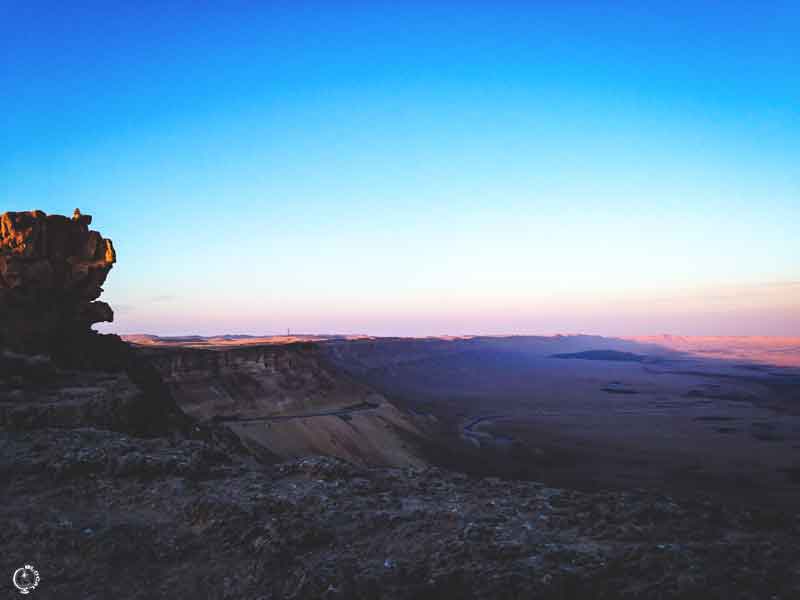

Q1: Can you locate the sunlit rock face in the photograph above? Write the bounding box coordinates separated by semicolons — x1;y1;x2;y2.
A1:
0;209;116;357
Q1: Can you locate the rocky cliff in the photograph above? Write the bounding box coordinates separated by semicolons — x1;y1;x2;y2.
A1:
0;209;188;435
138;342;425;467
0;209;116;361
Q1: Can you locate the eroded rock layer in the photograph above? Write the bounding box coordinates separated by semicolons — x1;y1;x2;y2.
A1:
0;209;116;357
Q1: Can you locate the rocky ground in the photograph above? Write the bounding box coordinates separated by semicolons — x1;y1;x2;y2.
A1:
2;424;800;599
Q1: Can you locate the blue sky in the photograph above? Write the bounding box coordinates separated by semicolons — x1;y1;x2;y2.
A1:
2;2;798;335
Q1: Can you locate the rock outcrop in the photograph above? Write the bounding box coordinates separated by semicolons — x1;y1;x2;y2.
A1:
0;208;190;434
0;209;116;360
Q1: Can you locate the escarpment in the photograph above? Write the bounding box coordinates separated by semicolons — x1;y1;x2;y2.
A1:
137;343;427;466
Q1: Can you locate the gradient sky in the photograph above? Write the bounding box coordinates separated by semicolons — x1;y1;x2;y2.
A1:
2;2;798;336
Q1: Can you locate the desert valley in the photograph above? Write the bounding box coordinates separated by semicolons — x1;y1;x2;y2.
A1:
126;333;800;507
2;208;799;598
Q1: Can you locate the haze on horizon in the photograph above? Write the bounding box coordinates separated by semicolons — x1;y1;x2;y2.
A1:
3;2;798;337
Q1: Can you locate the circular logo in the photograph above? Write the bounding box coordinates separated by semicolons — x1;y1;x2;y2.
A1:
12;565;39;595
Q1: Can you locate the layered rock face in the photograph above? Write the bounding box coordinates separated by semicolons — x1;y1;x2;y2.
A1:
139;343;425;466
0;209;116;357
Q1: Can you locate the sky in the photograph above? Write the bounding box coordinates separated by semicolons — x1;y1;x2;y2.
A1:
2;1;798;336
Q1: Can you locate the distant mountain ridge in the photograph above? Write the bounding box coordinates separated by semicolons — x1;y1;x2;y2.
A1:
122;333;800;366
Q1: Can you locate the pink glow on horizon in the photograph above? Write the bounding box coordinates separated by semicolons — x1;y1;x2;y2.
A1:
95;279;800;337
